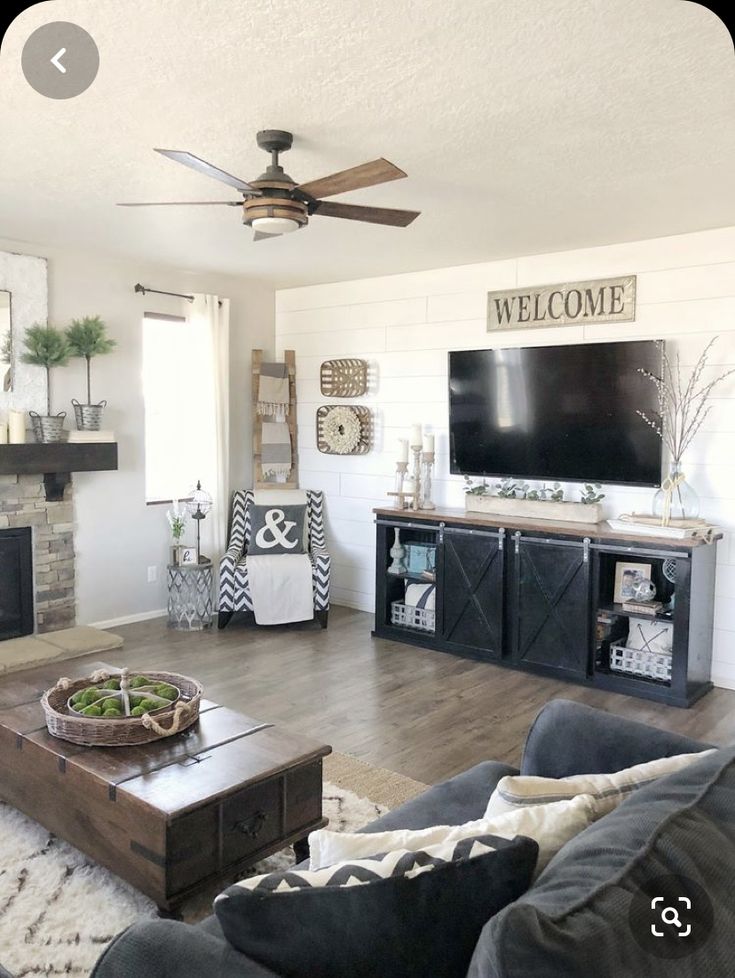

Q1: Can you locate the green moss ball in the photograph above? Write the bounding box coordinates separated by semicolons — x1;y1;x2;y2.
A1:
82;705;103;717
70;691;85;705
155;685;178;701
138;699;160;712
103;707;122;717
102;679;121;690
130;676;150;689
130;705;146;717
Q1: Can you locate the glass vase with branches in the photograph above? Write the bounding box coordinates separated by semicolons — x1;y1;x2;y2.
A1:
637;338;734;522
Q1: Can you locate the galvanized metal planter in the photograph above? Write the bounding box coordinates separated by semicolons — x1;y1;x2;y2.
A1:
72;398;107;430
29;410;66;443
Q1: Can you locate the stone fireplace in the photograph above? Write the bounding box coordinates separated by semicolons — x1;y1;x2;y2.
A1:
0;473;75;633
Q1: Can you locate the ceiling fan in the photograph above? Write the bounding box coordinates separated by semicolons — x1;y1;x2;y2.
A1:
118;130;420;240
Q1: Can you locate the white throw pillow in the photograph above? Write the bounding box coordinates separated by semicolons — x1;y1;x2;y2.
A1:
309;794;597;877
484;749;715;818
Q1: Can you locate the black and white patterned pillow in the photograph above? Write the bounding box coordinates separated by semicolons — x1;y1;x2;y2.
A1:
214;833;539;978
229;834;498;893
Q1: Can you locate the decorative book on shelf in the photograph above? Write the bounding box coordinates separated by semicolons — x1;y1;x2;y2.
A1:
67;430;116;443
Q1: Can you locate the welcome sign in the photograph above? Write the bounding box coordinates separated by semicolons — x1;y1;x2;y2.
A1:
487;275;636;331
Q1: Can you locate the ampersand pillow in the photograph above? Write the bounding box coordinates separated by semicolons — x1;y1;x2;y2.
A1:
248;504;307;555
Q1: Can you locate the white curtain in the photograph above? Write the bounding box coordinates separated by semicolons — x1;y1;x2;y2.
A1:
190;294;230;558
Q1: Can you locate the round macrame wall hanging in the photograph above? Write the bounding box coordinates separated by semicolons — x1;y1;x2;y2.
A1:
317;405;371;455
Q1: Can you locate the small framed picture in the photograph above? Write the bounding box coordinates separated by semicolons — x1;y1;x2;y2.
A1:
614;561;652;603
180;546;198;566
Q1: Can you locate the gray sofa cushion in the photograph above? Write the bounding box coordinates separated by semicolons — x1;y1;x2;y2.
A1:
521;699;710;778
468;745;735;978
216;834;538;978
90;919;283;978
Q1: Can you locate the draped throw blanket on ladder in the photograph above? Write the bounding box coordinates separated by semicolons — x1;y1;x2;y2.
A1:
253;350;299;490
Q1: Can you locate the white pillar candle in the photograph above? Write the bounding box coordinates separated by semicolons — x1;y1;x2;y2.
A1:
397;438;409;464
422;433;434;453
410;423;422;448
8;410;25;444
0;422;7;444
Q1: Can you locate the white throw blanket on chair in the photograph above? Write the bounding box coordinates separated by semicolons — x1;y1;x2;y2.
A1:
247;490;314;624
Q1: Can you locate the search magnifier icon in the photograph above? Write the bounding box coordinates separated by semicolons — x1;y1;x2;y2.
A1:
661;907;682;929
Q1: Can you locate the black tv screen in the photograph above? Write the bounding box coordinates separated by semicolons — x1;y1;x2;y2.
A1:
448;340;663;487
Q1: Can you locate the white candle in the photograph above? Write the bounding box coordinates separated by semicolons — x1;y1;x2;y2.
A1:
397;438;409;464
0;422;7;444
422;433;434;453
410;423;422;448
8;410;25;444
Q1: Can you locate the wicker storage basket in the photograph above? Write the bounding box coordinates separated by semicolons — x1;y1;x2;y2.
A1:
41;668;203;747
391;600;435;633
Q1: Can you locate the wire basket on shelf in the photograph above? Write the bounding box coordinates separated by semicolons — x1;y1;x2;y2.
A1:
609;644;672;683
391;600;435;633
41;667;203;746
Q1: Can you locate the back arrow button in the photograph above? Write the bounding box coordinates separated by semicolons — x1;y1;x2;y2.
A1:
50;48;67;74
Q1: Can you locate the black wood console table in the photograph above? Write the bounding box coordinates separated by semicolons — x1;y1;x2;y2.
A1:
373;506;720;708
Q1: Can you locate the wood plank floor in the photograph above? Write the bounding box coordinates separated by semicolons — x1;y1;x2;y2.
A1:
94;606;735;786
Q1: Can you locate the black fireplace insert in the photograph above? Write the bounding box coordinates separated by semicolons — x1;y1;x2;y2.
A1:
0;526;33;640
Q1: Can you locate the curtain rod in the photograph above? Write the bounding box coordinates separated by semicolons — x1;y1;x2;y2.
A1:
134;283;223;306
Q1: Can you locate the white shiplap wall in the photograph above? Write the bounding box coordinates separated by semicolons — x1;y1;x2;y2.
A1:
275;227;735;689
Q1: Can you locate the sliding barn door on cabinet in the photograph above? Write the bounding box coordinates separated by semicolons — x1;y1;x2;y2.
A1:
440;527;505;658
511;533;592;678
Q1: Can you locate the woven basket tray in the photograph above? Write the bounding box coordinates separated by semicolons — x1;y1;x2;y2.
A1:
41;668;203;747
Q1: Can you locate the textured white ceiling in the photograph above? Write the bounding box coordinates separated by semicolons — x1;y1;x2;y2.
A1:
1;0;734;287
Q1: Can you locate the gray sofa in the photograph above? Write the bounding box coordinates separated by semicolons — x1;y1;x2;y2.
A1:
90;699;735;977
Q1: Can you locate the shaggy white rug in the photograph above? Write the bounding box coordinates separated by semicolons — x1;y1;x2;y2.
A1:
0;785;388;977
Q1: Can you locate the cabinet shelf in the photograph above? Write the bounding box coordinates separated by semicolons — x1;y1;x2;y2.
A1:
598;603;673;624
373;506;718;708
386;571;436;583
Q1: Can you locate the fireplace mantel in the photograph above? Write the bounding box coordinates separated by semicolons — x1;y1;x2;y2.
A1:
0;443;118;500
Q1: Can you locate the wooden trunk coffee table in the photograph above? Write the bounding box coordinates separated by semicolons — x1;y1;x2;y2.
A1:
0;659;331;914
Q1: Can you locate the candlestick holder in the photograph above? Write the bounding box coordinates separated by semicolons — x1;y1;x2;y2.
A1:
410;445;422;512
419;451;435;510
386;461;411;509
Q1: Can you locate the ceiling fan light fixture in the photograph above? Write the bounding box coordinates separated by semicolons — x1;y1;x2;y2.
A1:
251;216;300;235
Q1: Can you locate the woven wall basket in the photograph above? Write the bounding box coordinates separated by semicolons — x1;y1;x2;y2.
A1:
41;668;203;747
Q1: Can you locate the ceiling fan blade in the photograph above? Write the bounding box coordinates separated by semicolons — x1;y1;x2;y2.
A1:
117;201;243;206
154;149;261;194
297;159;406;200
312;200;420;227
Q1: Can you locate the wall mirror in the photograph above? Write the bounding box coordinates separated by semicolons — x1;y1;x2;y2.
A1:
0;252;48;414
0;291;12;391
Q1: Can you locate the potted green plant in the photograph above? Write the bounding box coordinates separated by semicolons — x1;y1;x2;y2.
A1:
65;316;117;430
20;323;70;442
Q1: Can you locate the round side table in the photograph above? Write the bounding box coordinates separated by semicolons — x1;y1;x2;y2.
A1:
167;560;214;630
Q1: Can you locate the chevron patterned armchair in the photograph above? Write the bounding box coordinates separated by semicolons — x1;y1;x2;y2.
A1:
218;489;330;629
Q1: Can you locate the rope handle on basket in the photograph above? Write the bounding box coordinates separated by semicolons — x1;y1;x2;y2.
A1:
141;702;189;738
52;670;110;693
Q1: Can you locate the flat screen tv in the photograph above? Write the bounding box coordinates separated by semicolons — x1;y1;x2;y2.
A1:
448;340;663;487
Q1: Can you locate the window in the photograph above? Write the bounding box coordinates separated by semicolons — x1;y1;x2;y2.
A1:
142;312;217;503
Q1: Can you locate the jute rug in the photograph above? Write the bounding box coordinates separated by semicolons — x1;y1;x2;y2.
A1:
0;627;123;678
0;758;427;977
